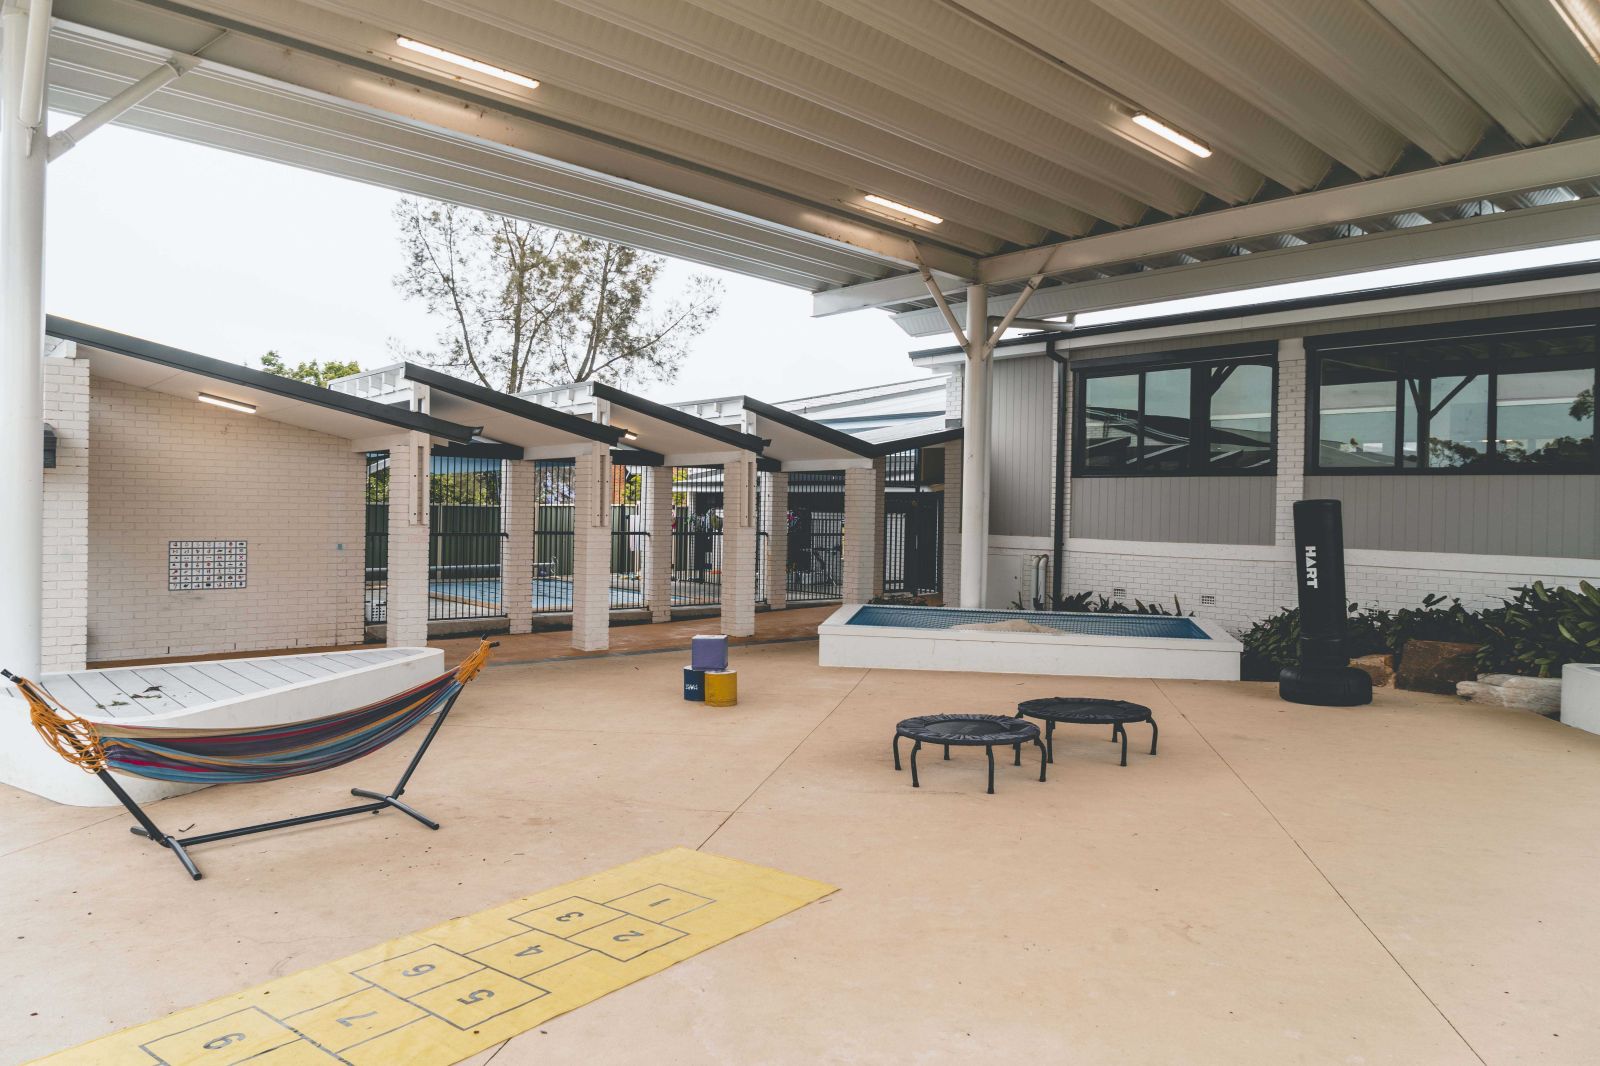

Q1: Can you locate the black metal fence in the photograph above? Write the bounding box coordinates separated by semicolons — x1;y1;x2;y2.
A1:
611;463;651;610
428;453;505;621
671;465;723;607
364;451;389;625
785;471;844;603
882;447;942;598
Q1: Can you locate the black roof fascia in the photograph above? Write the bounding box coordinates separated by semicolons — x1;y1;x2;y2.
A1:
909;260;1600;358
432;441;525;460
612;446;665;467
404;363;623;445
871;426;963;455
741;395;880;457
591;381;766;453
49;317;477;442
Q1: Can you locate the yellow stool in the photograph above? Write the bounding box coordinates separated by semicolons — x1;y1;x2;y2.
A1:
704;669;738;707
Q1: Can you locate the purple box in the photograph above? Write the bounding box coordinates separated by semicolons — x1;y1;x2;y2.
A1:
691;634;729;671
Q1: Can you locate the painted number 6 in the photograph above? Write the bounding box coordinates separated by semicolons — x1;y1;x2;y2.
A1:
203;1033;246;1051
401;963;436;977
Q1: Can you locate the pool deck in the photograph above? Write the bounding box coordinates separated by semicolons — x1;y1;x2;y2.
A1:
5;641;1599;1064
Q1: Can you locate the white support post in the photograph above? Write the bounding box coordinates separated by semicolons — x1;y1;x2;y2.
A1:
570;443;612;651
941;441;962;607
385;434;431;648
959;282;990;607
503;460;534;635
644;465;674;622
1;1;49;685
763;470;788;611
842;462;885;603
719;456;758;637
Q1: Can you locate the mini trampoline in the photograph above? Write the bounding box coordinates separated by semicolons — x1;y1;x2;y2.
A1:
891;714;1046;794
1015;698;1158;767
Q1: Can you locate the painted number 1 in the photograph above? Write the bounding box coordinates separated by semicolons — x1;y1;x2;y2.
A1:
336;1011;379;1028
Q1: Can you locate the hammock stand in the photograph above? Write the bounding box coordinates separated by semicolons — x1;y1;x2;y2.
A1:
4;640;494;881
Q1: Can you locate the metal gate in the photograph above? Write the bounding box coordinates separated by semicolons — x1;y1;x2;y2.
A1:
532;460;575;613
364;451;388;624
671;465;722;606
786;471;843;603
429;453;505;621
611;463;650;610
882;447;942;597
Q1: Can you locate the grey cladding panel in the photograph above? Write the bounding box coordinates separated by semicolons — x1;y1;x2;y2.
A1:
990;356;1056;537
1304;475;1599;557
1070;477;1274;545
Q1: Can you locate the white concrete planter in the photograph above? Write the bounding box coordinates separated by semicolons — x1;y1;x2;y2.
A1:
1560;663;1600;736
1;647;445;807
818;604;1241;681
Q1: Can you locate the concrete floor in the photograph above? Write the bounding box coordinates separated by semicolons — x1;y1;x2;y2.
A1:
5;642;1598;1065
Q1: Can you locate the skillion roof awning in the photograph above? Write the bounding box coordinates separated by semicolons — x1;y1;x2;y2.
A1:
403;363;625;457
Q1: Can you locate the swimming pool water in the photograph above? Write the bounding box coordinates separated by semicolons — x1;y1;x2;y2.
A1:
845;605;1209;640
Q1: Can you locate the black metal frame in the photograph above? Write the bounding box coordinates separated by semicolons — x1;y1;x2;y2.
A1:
892;729;1047;794
1304;308;1600;476
1071;343;1279;478
95;681;471;881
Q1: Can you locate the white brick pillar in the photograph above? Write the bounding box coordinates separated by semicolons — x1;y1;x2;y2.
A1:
1275;338;1307;546
571;443;612;651
940;442;962;608
1057;358;1074;598
386;433;431;648
842;461;885;602
720;455;758;637
41;346;89;672
503;460;535;634
762;470;789;611
643;465;674;622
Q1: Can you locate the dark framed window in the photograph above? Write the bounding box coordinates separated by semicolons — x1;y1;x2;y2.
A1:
1308;313;1598;475
1072;346;1277;477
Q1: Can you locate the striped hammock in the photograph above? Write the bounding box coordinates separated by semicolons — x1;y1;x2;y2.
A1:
10;640;492;785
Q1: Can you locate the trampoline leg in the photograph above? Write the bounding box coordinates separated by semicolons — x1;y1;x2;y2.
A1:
1118;726;1129;767
1149;718;1159;756
893;734;902;772
910;740;921;788
943;744;950;761
1013;742;1022;766
1110;724;1118;742
985;746;995;795
1035;738;1047;782
1046;721;1055;763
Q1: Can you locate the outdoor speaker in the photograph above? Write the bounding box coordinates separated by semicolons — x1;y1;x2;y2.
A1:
1279;499;1373;707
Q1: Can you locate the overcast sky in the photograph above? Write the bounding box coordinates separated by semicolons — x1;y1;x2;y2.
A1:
44;115;1600;404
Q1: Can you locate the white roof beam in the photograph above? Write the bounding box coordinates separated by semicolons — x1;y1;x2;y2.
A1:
821;0;1264;206
1221;0;1489;162
958;0;1334;191
979;135;1600;286
1498;0;1600;112
1367;0;1580;145
891;196;1600;335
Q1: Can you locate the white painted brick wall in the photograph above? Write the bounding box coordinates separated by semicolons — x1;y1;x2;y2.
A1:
720;456;758;636
1274;338;1307;546
941;444;961;606
85;376;366;661
384;433;431;649
503;459;535;634
762;470;788;611
42;349;90;671
645;465;674;622
570;444;612;650
842;463;885;602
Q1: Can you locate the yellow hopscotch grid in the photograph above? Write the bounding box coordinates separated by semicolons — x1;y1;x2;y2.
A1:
32;848;835;1066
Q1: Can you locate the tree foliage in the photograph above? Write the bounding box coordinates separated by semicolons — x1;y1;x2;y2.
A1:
260;350;361;387
391;199;722;393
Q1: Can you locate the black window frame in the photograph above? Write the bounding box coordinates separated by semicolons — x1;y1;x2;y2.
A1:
1305;309;1600;477
1071;342;1279;478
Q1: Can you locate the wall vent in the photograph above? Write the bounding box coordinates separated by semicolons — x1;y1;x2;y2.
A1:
1201;594;1217;606
1112;587;1128;599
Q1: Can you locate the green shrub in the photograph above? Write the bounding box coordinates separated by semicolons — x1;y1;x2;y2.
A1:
1047;590;1187;616
1237;602;1394;681
1475;581;1600;678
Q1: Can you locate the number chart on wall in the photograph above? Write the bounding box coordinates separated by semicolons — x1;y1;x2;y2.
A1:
168;540;248;591
34;848;835;1066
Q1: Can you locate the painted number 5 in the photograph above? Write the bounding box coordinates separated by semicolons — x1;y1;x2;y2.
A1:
457;989;495;1006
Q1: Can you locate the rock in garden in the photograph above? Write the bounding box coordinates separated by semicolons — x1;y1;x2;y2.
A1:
1456;674;1562;718
1397;640;1481;694
1349;653;1395;688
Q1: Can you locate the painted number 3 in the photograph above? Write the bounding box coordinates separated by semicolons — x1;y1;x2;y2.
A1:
203;1033;245;1051
555;911;584;922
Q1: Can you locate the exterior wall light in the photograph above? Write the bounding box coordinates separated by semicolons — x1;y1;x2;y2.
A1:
864;194;943;225
395;37;540;91
1131;113;1212;158
198;393;257;414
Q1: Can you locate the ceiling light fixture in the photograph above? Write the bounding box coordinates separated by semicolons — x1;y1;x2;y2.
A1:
1131;113;1212;158
395;36;540;91
622;430;639;441
864;193;943;225
198;392;256;414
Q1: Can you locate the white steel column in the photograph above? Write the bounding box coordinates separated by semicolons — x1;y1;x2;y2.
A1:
503;460;535;635
644;465;674;622
570;443;612;651
385;434;431;648
959;282;990;607
762;470;788;611
719;455;758;637
1;1;50;683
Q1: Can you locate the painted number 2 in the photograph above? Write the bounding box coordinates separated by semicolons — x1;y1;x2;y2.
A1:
457;989;495;1006
612;929;645;943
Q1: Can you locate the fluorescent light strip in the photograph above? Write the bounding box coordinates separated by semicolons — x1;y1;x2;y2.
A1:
864;193;943;225
198;392;256;414
1131;113;1212;158
395;36;540;91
